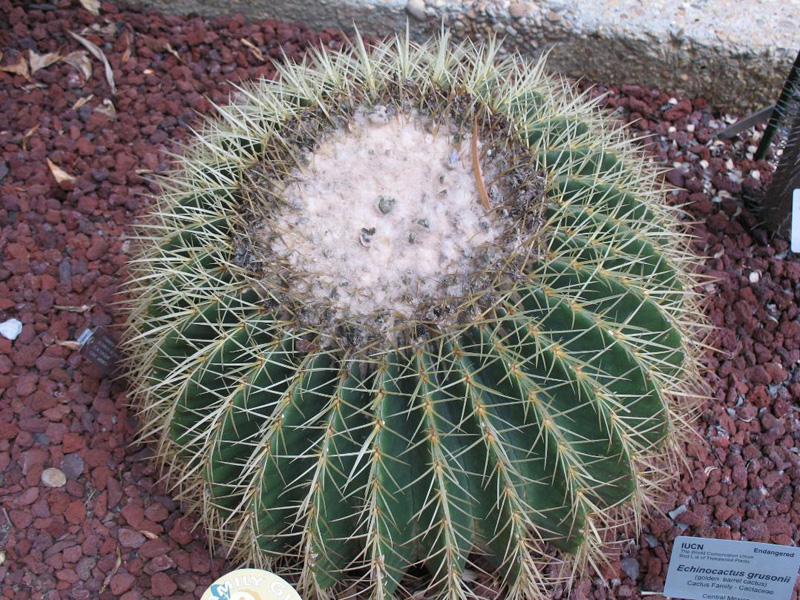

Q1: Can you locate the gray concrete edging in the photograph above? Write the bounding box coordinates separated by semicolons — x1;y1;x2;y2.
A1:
138;0;800;113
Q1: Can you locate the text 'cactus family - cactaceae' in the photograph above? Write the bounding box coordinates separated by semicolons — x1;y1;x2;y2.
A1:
124;34;704;600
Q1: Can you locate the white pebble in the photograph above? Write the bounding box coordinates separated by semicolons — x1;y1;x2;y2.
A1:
0;318;22;341
686;124;695;132
699;159;709;169
750;170;761;181
41;468;67;488
747;145;757;154
668;505;688;520
406;0;426;21
749;271;760;284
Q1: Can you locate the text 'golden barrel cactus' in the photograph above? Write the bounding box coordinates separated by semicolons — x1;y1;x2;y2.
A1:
124;34;703;600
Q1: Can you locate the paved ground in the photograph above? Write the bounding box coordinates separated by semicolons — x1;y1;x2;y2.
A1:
136;0;800;112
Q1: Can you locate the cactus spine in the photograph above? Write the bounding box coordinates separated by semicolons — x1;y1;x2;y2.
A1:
124;34;703;600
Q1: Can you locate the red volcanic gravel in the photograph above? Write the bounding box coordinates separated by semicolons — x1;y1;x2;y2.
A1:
0;2;799;600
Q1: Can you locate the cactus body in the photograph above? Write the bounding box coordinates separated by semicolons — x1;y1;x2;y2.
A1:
124;35;702;600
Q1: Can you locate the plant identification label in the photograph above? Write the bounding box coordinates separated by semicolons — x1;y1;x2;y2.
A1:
664;536;800;600
792;189;800;253
77;327;120;375
201;568;302;600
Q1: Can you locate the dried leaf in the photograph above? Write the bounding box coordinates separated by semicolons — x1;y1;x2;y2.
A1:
79;0;100;16
165;43;183;63
95;98;116;120
122;31;133;63
28;49;61;74
240;38;265;62
68;31;115;94
0;55;29;80
22;124;39;151
99;548;122;595
63;50;92;81
47;159;76;187
72;94;95;110
140;530;159;540
82;22;117;37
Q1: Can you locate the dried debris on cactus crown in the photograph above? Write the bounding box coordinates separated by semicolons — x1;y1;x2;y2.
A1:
122;31;707;600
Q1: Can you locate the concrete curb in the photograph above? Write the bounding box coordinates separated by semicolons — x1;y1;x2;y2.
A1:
137;0;799;112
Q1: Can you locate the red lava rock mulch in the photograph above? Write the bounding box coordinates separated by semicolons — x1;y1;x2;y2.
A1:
0;2;798;599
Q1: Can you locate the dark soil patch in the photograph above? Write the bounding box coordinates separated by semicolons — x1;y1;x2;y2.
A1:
0;1;798;599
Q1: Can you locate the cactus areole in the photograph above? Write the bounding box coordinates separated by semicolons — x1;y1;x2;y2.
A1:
124;35;702;600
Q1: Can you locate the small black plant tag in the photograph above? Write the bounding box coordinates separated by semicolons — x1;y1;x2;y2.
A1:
77;327;120;374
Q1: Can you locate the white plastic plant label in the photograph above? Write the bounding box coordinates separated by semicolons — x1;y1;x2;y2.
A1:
664;536;800;600
792;188;800;253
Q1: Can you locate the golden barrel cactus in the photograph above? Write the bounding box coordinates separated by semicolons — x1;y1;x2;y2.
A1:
124;34;703;600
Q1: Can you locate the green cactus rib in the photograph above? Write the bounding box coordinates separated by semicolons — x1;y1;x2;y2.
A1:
124;35;703;600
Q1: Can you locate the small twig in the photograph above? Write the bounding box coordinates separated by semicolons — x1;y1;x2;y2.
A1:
54;304;94;313
240;38;265;62
471;114;491;212
55;340;82;350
